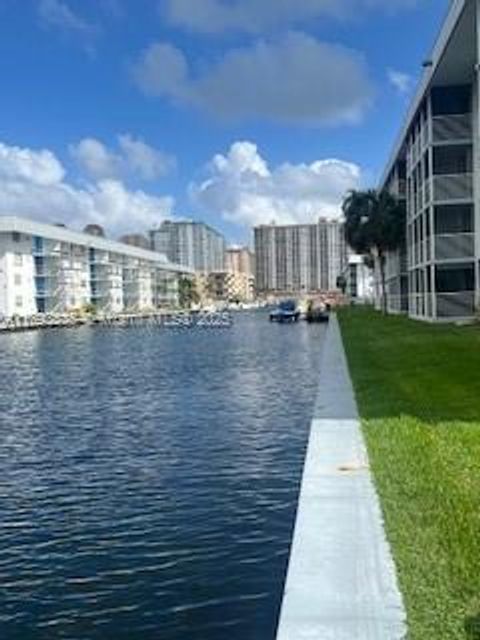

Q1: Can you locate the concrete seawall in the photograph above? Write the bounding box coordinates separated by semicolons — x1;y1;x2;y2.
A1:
276;315;407;639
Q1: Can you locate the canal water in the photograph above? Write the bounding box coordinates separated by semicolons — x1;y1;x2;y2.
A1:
0;313;326;640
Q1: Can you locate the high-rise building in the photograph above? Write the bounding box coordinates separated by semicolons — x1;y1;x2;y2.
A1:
225;246;255;277
150;221;226;273
119;234;150;250
254;219;347;294
0;216;193;318
380;0;480;321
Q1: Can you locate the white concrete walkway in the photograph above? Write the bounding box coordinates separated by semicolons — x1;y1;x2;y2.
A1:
276;315;407;640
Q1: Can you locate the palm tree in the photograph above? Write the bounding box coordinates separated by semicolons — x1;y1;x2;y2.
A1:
178;277;200;309
343;189;405;314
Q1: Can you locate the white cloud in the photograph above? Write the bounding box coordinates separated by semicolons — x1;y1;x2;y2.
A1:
70;138;119;180
0;142;65;186
388;68;414;95
163;0;420;34
0;141;173;236
132;42;190;99
38;0;97;36
132;33;373;126
70;135;176;181
117;134;176;180
190;141;362;228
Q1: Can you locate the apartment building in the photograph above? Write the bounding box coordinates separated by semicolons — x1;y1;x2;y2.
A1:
225;246;255;277
381;0;480;321
254;219;347;295
207;271;255;303
0;216;193;318
150;220;226;273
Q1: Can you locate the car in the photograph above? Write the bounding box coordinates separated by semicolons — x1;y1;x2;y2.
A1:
269;300;300;323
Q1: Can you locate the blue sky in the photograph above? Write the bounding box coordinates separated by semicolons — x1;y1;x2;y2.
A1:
0;0;450;243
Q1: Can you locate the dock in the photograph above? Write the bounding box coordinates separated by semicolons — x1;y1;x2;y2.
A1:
0;310;234;333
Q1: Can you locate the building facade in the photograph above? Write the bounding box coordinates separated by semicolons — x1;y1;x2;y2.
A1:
254;219;347;295
0;216;193;318
207;271;255;303
225;247;255;277
341;255;374;303
381;0;480;321
150;221;226;273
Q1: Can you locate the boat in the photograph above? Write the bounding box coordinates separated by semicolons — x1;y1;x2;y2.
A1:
269;300;301;323
305;301;330;323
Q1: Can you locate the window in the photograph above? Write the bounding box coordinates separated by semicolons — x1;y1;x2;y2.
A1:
14;274;22;286
15;296;23;308
14;253;23;267
431;85;472;116
12;232;21;243
433;145;472;175
436;263;474;292
435;205;473;234
33;236;44;254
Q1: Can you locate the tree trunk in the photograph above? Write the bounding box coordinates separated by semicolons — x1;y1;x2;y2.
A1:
379;252;387;315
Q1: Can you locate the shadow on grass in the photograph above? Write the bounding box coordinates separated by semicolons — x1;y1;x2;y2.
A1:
465;615;480;639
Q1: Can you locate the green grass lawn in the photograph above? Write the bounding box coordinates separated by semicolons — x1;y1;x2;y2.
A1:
338;307;480;640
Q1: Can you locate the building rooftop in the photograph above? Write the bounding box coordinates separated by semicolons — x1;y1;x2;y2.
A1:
380;0;469;187
0;215;194;274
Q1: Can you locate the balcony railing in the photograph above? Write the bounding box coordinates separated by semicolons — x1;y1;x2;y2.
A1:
434;233;475;261
432;114;472;144
432;173;473;202
436;291;475;318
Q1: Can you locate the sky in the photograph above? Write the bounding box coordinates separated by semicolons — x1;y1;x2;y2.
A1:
0;0;450;244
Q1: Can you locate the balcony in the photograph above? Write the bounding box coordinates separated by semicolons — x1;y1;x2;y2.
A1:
436;291;475;318
432;114;472;144
432;174;473;202
434;233;475;261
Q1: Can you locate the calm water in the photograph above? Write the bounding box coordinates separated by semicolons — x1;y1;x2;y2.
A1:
0;313;325;640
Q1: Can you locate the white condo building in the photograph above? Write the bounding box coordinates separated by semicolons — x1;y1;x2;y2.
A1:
254;219;347;295
381;0;480;321
0;216;194;319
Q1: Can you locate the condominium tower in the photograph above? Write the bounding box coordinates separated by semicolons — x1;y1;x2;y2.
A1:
150;221;226;273
381;0;480;321
254;219;347;294
0;216;193;318
225;246;255;277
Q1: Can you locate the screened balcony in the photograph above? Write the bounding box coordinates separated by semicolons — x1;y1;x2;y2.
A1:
435;263;475;318
432;144;473;202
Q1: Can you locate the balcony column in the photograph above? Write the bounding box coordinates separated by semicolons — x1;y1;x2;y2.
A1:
474;0;480;311
427;92;437;319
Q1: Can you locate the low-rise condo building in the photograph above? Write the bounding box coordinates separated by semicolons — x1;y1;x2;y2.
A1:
381;0;480;321
207;271;255;303
0;216;193;318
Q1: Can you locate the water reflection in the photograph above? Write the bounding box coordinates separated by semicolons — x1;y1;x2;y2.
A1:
0;313;325;640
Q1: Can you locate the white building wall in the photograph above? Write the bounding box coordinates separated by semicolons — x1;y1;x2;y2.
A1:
0;218;192;318
0;233;36;317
